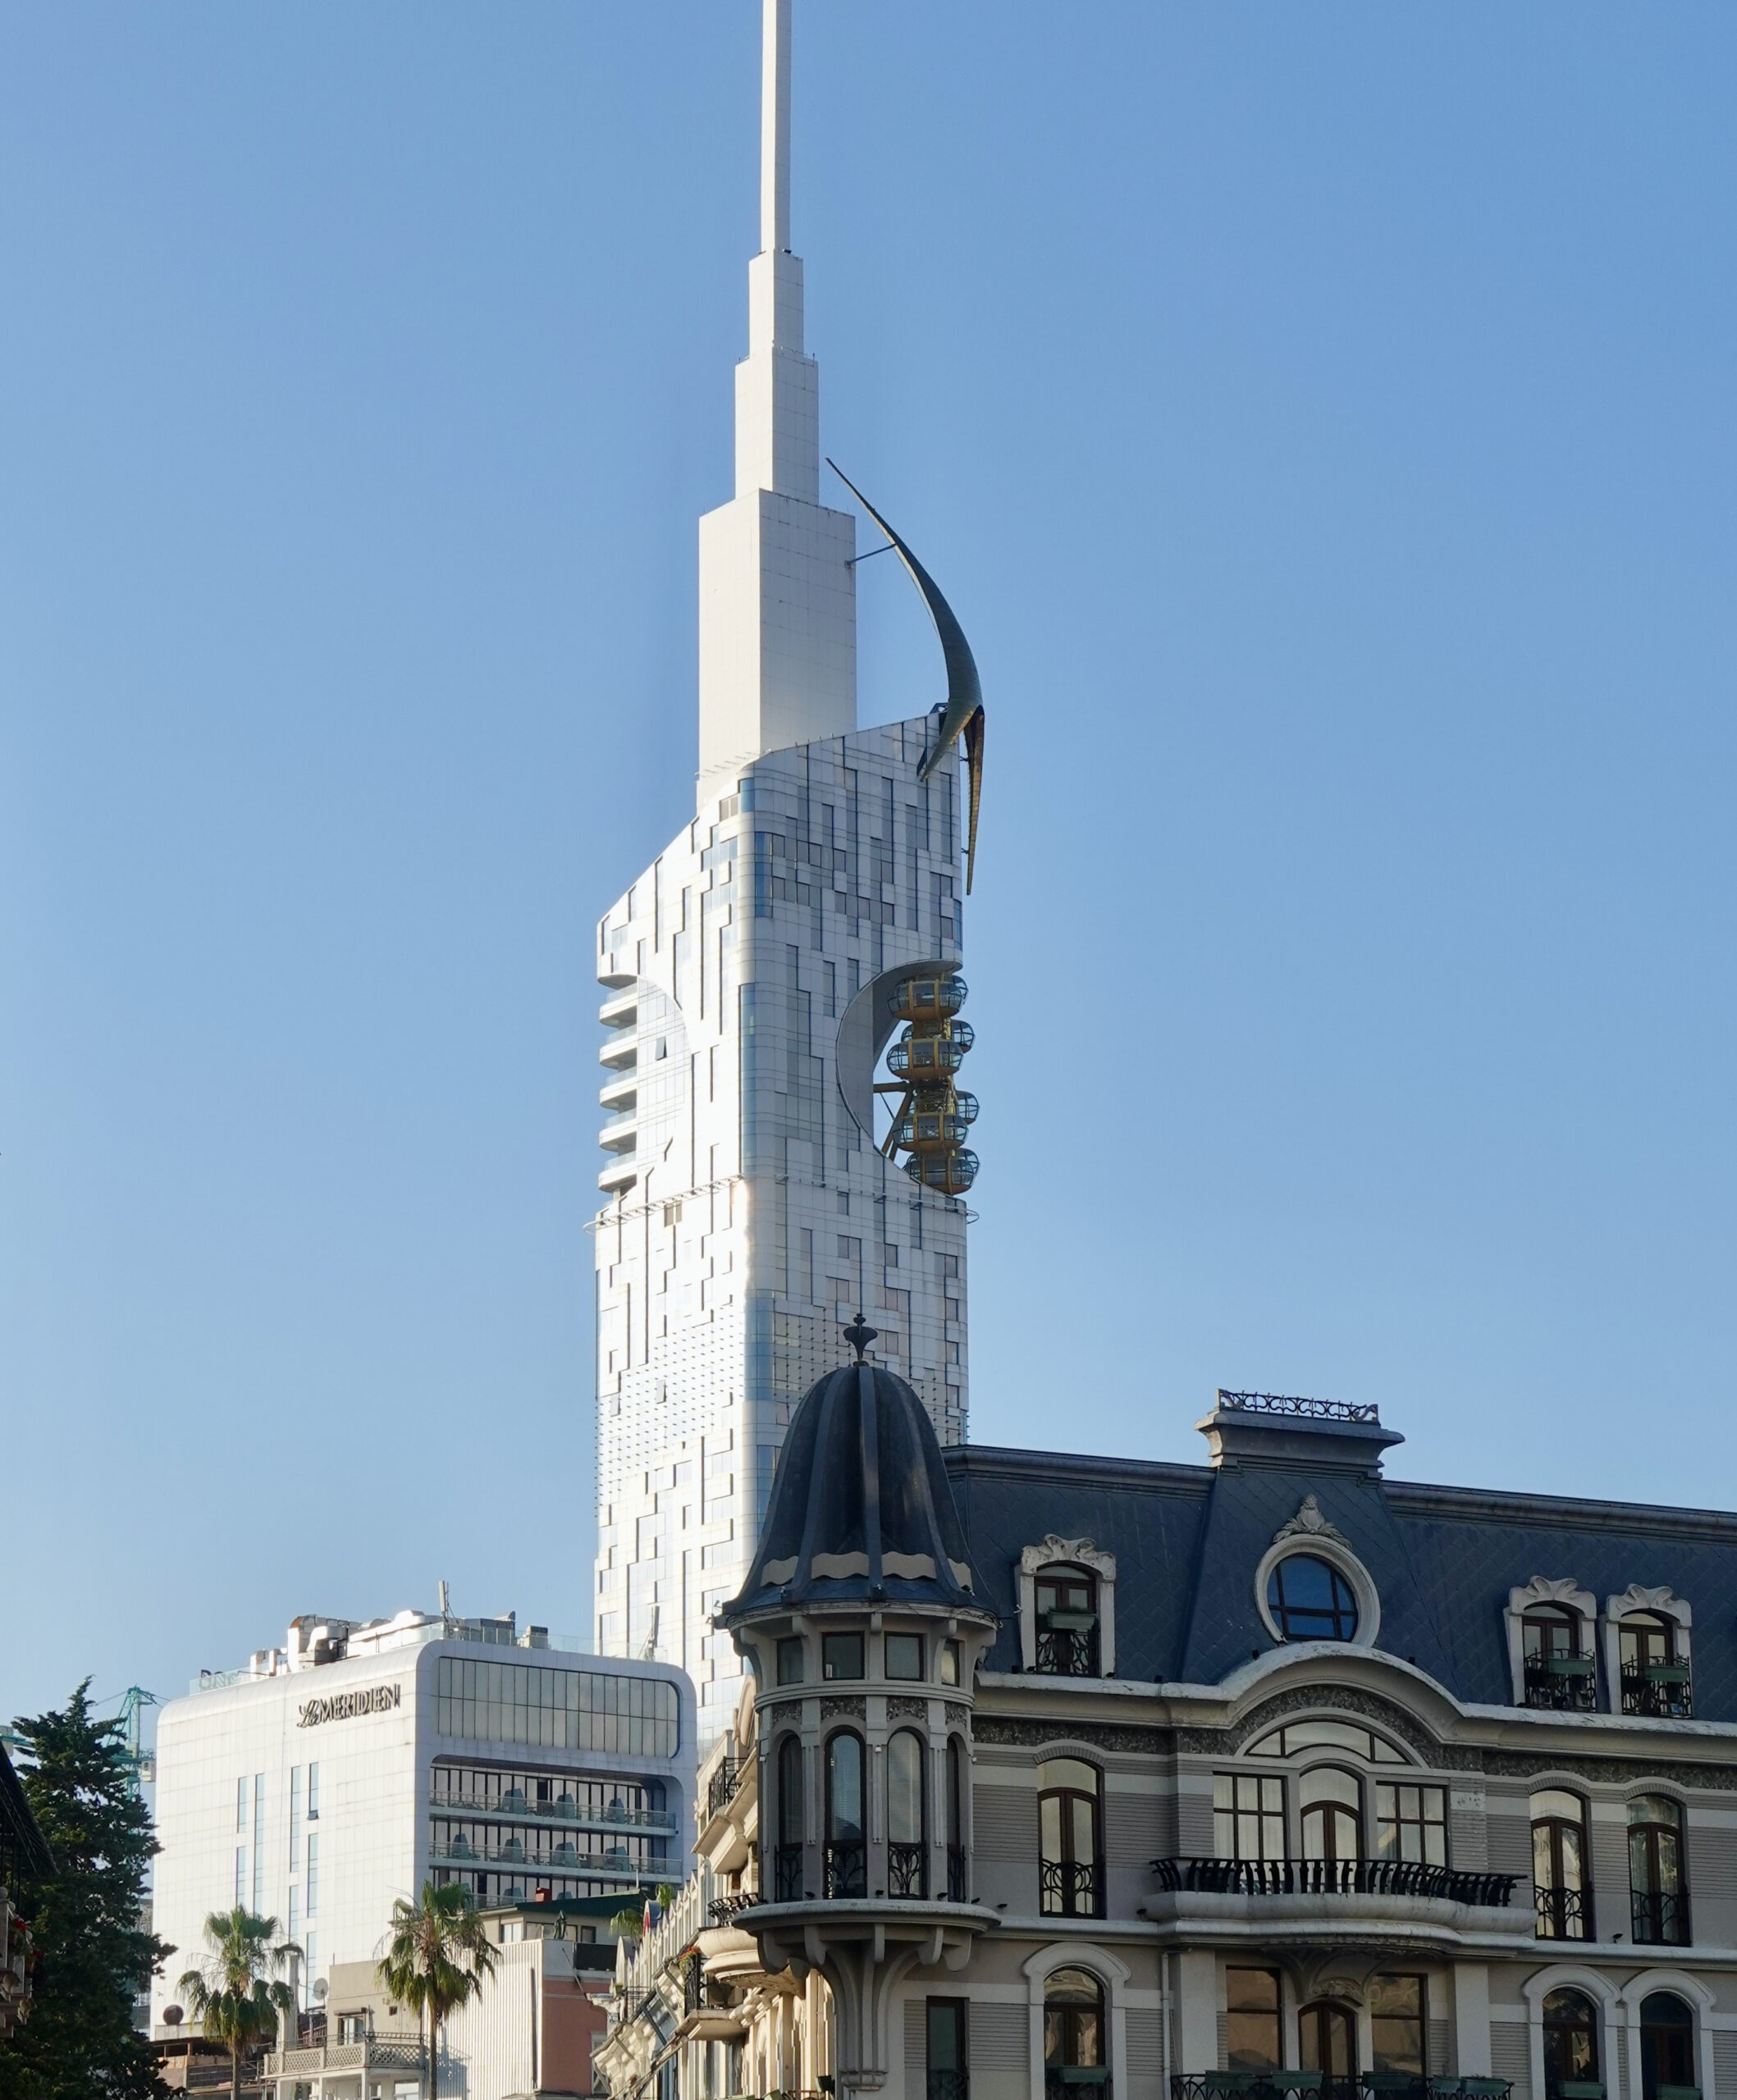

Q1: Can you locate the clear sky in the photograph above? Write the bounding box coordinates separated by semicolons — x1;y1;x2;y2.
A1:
3;3;1735;1730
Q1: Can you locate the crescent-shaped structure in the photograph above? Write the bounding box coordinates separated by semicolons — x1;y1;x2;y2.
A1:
828;460;986;892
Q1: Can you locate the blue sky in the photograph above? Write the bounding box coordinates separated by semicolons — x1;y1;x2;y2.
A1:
3;3;1734;1726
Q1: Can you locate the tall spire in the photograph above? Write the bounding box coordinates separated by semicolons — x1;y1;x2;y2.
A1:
696;0;855;807
761;0;790;256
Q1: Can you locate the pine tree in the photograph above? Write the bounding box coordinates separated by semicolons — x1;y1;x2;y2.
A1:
0;1681;169;2100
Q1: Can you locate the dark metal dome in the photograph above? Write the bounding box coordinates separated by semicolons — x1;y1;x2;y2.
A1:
721;1331;978;1618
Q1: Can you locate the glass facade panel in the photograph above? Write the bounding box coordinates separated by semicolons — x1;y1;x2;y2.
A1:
436;1658;680;1757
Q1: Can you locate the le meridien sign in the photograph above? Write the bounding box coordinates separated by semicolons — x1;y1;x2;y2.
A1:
296;1684;402;1729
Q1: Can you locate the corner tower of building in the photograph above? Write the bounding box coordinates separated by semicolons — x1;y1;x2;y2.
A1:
592;0;973;1737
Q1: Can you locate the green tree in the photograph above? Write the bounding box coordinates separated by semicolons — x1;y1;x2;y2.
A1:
377;1880;497;2100
177;1908;297;2097
0;1680;169;2100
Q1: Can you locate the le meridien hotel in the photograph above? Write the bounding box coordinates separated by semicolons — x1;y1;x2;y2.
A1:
149;1605;694;2029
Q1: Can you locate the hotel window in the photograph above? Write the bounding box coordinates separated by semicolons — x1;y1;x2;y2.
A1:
822;1632;864;1682
434;1658;680;1756
1034;1568;1099;1677
945;1739;967;1901
290;1766;301;1870
1226;1968;1282;2070
1300;1766;1362;1865
885;1634;924;1682
1532;1789;1591;1940
825;1732;866;1898
308;1762;320;1819
887;1731;927;1897
1628;1795;1689;1947
1038;1757;1102;1919
1370;1975;1427;2075
1044;1970;1107;2100
1267;1554;1358;1642
1639;1992;1695;2100
287;1887;299;1949
1214;1774;1285;1861
236;1777;248;1833
775;1736;804;1902
306;1833;319;1916
1523;1606;1596;1711
1620;1615;1693;1719
926;1999;967;2100
235;1847;246;1905
1541;1988;1599;2099
1376;1783;1447;1865
776;1637;805;1686
253;1775;265;1911
939;1641;961;1687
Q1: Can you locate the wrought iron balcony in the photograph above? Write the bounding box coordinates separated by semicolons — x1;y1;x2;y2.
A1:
1035;1616;1099;1677
1621;1666;1693;1719
888;1842;926;1899
1524;1658;1597;1712
1168;2080;1511;2100
1534;1883;1591;1939
774;1843;803;1903
1040;1858;1099;1917
825;1841;867;1900
1630;1888;1690;1945
947;1844;967;1903
927;2073;970;2100
1150;1858;1519;1907
706;1758;741;1818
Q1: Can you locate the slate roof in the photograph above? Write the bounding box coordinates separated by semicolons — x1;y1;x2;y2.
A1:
943;1403;1737;1721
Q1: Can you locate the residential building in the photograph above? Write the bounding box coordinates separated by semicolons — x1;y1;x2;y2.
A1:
150;1605;693;2038
599;1358;1737;2100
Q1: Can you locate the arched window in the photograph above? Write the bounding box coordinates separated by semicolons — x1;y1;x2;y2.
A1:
1628;1795;1689;1946
1540;1988;1598;2099
1035;1568;1100;1676
1300;1766;1363;1878
1038;1758;1102;1919
944;1737;967;1901
775;1736;803;1902
1532;1789;1592;1940
887;1730;926;1898
1523;1605;1596;1711
1043;1968;1107;2100
1639;1993;1694;2100
1620;1615;1694;1719
825;1732;866;1899
1300;2001;1358;2088
1267;1555;1359;1642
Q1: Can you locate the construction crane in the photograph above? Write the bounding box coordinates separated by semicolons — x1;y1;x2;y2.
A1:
112;1687;159;1797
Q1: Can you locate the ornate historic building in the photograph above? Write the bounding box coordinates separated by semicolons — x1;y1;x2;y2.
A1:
597;1364;1737;2100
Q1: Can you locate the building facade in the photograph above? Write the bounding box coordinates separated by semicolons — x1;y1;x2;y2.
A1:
150;1605;693;2038
600;1371;1737;2100
591;0;976;1734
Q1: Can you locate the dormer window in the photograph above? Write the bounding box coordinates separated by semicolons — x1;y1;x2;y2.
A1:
1620;1614;1693;1719
1523;1605;1596;1710
1266;1554;1358;1642
1035;1569;1099;1677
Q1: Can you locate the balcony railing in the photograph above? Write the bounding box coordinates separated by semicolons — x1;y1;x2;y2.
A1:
1620;1668;1694;1719
825;1841;866;1900
929;2074;970;2100
1168;2081;1512;2100
430;1840;660;1878
1524;1659;1597;1712
1046;2072;1111;2100
708;1892;759;1924
1534;1883;1591;1939
775;1843;803;1902
1035;1621;1100;1677
267;2037;425;2077
888;1842;926;1899
1150;1858;1518;1907
947;1844;967;1902
429;1795;674;1832
1630;1888;1690;1946
1040;1858;1100;1917
707;1759;742;1819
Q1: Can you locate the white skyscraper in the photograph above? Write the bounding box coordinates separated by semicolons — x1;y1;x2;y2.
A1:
592;0;977;1735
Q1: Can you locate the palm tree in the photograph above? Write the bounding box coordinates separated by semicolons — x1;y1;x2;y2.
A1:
377;1879;498;2099
178;1906;299;2097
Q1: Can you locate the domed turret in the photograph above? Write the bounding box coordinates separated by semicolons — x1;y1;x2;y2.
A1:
721;1316;977;1619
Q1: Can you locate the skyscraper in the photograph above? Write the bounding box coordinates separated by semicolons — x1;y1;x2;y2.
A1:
591;0;976;1735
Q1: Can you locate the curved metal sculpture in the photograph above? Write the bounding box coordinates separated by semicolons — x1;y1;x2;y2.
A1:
828;461;985;892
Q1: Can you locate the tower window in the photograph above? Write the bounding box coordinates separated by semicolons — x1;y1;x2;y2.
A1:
822;1632;864;1681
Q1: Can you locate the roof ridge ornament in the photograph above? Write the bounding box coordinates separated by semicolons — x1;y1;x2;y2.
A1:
843;1312;877;1364
1273;1495;1350;1548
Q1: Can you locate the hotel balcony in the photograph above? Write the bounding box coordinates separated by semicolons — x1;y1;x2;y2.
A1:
1144;1858;1524;1952
432;1794;674;1834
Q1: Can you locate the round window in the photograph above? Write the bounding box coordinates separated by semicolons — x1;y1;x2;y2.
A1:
1267;1554;1359;1641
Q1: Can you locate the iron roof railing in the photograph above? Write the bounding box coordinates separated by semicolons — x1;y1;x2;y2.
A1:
1216;1390;1379;1425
